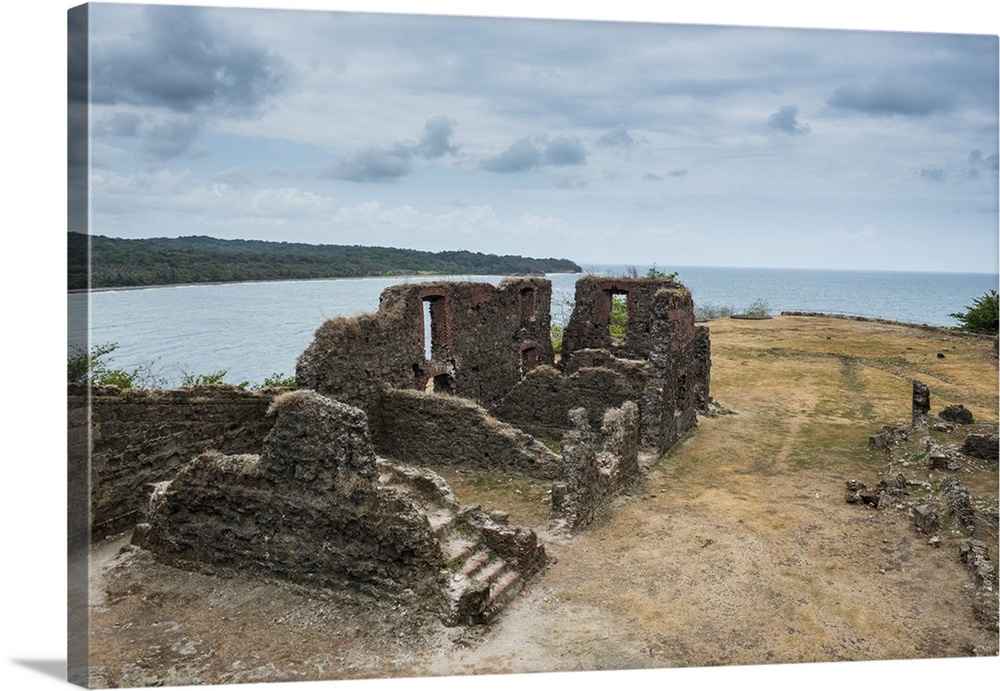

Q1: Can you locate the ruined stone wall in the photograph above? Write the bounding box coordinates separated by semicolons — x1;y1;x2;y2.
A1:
490;364;642;442
561;276;683;363
132;390;550;624
72;384;279;538
295;301;424;420
642;287;712;452
297;277;553;412
373;388;561;479
551;402;641;530
133;391;446;604
547;277;710;454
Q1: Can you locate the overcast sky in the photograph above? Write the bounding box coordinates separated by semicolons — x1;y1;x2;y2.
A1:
76;1;999;273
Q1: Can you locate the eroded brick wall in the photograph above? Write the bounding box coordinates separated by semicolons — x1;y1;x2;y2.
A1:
491;364;641;442
641;288;712;452
551;401;641;530
297;277;553;412
72;384;279;537
373;388;561;479
133;391;446;604
561;276;682;363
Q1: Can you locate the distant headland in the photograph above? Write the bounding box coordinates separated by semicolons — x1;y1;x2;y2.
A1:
67;232;582;290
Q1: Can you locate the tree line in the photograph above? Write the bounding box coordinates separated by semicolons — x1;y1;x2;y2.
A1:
68;232;583;290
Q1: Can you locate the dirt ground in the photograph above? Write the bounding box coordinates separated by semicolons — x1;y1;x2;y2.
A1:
87;316;999;687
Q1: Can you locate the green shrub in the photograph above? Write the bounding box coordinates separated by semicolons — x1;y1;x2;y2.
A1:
744;299;770;318
181;370;232;387
67;342;165;388
949;289;999;334
256;372;297;388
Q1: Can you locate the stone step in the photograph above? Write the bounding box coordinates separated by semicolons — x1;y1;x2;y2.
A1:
469;556;507;585
483;568;524;619
457;549;492;578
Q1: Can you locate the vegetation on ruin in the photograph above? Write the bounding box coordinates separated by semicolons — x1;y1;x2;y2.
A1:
949;289;999;334
68;232;583;290
68;341;296;390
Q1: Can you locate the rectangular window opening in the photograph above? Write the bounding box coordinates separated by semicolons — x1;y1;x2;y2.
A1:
519;286;537;325
422;295;450;361
609;290;629;340
422;298;434;360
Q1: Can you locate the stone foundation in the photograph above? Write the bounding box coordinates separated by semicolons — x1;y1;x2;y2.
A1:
134;390;548;624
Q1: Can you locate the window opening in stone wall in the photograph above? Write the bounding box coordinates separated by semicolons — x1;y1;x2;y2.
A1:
422;296;449;361
519;286;537;325
422;299;434;360
609;290;629;340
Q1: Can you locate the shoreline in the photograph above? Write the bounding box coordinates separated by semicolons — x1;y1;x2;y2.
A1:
69;271;576;295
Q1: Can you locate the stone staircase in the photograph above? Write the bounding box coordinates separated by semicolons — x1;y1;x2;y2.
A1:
377;460;547;625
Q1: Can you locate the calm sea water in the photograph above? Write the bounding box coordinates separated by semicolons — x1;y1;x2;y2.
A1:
68;266;998;388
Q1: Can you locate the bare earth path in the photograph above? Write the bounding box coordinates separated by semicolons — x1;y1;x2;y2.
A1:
88;316;998;687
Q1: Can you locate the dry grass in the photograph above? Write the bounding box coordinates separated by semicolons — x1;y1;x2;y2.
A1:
89;315;999;686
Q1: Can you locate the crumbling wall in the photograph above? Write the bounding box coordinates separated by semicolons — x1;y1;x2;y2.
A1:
133;391;445;603
374;387;561;479
297;277;553;414
133;390;549;624
551;402;641;530
642;288;712;452
491;364;641;442
294;300;423;417
71;384;279;538
557;277;710;454
561;276;679;363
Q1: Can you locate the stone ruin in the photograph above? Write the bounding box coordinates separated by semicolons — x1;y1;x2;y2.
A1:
848;379;999;631
133;390;546;625
131;274;713;623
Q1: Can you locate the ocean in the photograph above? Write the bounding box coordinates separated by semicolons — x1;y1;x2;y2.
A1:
68;265;998;388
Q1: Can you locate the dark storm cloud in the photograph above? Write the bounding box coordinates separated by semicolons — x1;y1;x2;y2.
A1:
767;105;810;135
90;5;288;161
91;5;287;115
827;75;954;117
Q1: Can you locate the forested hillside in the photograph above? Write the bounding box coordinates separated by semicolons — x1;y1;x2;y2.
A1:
68;233;582;289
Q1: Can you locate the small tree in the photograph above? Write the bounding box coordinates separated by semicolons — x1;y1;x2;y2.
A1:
950;289;999;334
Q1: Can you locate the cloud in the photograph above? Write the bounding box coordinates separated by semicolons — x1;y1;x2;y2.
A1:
89;5;289;161
481;138;545;173
323;144;414;182
320;116;460;182
415;116;460;159
644;169;688;181
919;167;947;182
545;136;587;165
827;75;954;117
767;105;810;135
91;5;287;116
966;149;1000;179
481;135;587;173
136;116;206;161
597;125;636;148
